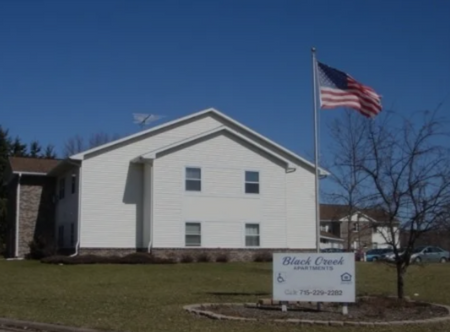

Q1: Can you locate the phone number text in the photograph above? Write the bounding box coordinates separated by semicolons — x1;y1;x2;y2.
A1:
284;289;343;296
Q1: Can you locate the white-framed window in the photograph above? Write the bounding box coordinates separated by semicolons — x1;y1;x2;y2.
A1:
185;222;201;246
245;171;259;194
59;178;65;199
71;174;76;194
70;223;75;246
58;225;64;247
245;223;260;247
185;167;201;192
352;222;359;232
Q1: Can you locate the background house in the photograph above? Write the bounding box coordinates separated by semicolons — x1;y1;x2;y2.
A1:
4;108;329;261
320;204;400;250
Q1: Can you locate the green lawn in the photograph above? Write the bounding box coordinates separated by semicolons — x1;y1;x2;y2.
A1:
1;261;450;332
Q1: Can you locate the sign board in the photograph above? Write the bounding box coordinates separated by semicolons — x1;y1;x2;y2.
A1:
273;253;355;303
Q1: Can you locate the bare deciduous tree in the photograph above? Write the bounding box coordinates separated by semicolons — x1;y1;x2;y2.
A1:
63;133;122;158
325;110;372;250
63;135;85;158
328;109;450;299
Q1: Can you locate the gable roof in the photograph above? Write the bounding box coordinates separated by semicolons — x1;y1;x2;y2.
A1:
8;157;61;175
320;203;397;223
70;108;329;175
135;126;295;168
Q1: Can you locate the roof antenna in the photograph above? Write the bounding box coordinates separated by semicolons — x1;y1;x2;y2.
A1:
133;113;164;130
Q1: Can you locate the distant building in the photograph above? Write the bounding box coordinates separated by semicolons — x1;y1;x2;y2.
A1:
320;204;400;250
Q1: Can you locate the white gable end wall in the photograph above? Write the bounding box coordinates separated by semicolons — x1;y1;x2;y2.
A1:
79;115;223;248
286;165;316;248
372;226;399;248
152;132;315;249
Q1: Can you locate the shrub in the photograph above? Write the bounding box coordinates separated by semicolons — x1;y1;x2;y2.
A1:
215;253;229;263
41;255;72;264
253;252;273;263
180;254;194;263
121;253;175;265
120;253;155;264
41;253;176;265
28;236;57;260
74;255;116;264
196;252;211;263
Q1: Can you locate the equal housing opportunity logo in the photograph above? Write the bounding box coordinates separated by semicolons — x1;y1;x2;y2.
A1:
340;272;352;284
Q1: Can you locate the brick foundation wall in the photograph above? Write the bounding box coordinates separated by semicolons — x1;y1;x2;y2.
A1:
78;247;316;262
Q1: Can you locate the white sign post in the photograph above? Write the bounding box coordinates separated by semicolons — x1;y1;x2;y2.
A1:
273;253;355;309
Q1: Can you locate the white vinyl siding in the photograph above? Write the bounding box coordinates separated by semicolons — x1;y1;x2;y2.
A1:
71;174;76;194
70;223;75;246
77;112;316;250
285;165;316;248
153;132;311;249
80;115;223;248
372;226;399;248
55;168;79;248
59;178;65;199
142;163;152;249
58;225;64;247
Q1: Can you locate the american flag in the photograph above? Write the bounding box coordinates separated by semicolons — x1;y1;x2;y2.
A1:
317;62;382;118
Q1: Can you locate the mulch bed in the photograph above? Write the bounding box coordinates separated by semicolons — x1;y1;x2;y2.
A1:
203;296;449;322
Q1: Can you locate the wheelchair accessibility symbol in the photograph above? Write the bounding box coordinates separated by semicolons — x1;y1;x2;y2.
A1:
276;272;287;283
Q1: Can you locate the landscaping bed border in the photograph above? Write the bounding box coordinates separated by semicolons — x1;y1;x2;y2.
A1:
183;302;450;326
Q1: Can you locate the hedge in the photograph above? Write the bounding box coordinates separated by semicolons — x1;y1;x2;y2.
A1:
41;253;176;265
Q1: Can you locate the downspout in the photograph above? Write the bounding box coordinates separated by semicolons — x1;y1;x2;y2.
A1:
70;164;82;257
147;163;154;253
15;173;22;258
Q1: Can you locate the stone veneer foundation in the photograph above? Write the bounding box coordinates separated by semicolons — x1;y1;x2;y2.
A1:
7;175;56;258
77;248;316;262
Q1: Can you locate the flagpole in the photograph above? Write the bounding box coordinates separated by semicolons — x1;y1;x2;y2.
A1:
311;47;320;254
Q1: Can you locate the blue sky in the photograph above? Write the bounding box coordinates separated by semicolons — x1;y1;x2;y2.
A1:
1;1;449;170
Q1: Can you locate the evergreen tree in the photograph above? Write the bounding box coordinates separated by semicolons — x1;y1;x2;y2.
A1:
0;126;12;253
29;140;42;158
10;137;27;157
0;127;11;176
43;144;57;159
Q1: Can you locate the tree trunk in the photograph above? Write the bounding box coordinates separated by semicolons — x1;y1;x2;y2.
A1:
396;264;405;299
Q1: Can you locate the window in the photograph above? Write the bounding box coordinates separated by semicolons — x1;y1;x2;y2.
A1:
58;225;64;247
352;222;359;232
185;168;201;191
70;223;75;246
71;174;76;194
245;224;260;247
59;178;65;199
185;222;201;246
245;171;259;194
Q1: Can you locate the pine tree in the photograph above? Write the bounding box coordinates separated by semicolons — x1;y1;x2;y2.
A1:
10;137;27;157
29;140;42;158
43;144;57;159
0;127;11;176
0;126;12;253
